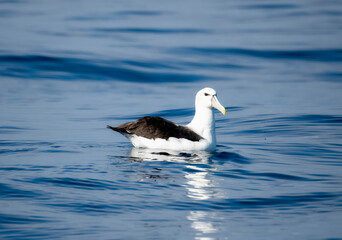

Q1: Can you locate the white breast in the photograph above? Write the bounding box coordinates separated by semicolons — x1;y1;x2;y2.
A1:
128;135;216;152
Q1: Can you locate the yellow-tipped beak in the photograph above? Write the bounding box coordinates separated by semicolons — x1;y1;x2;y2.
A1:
222;107;226;116
211;95;226;115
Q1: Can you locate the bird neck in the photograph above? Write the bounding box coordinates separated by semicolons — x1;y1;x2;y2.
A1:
187;107;216;143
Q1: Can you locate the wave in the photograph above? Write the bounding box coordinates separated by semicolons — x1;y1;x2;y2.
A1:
0;148;36;154
275;114;342;124
0;140;79;155
2;47;339;83
214;169;320;181
0;55;203;82
167;191;342;211
36;190;342;214
92;27;211;34
173;47;342;62
225;192;342;209
0;126;32;134
0;213;48;224
28;177;124;191
231;114;342;135
0;182;41;199
67;10;166;21
240;3;298;10
214;151;251;164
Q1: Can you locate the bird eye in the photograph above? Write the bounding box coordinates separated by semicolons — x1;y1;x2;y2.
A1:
204;93;210;96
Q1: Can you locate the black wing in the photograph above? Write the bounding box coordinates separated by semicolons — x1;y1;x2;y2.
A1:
107;116;203;141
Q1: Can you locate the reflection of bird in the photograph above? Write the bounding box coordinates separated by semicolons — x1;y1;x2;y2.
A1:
129;148;213;163
107;88;226;151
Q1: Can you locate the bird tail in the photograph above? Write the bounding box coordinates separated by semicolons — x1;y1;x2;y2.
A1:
107;125;127;134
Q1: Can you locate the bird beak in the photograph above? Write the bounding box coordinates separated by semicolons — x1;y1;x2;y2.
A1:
211;95;226;115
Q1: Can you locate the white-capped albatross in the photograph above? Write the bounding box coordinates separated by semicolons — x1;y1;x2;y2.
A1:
107;87;226;152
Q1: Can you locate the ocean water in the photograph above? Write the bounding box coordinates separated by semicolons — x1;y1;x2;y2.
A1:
1;0;342;239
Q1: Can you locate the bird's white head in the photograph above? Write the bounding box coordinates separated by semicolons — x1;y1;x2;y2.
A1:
195;88;226;115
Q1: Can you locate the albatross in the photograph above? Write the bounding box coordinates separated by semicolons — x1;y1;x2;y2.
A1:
107;87;226;152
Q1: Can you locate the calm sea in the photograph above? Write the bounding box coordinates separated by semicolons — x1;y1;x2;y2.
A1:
0;0;341;239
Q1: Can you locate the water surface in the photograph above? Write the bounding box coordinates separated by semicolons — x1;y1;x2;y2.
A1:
0;0;342;239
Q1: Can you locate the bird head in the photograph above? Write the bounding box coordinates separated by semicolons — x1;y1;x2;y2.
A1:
196;88;226;115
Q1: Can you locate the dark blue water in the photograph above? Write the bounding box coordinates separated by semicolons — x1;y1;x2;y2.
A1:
1;0;342;239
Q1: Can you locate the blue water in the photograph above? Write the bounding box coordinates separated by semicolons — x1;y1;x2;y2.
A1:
1;0;342;239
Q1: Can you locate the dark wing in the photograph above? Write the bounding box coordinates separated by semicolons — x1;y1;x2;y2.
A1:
107;116;203;141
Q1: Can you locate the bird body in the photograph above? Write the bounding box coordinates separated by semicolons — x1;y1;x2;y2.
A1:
107;88;225;152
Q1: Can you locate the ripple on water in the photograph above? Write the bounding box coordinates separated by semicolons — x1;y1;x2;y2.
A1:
0;183;42;199
0;213;49;224
25;177;123;191
0;55;204;82
214;151;251;164
214;169;323;182
173;47;342;62
0;0;342;238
